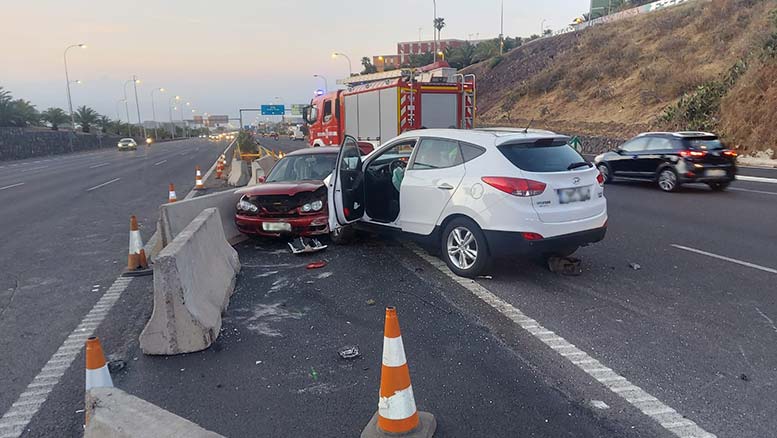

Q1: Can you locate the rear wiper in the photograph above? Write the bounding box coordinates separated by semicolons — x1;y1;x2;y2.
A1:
567;161;593;170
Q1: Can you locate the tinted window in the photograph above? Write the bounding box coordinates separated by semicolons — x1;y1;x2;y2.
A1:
685;138;725;151
498;140;586;172
323;100;332;122
621;137;649;153
646;137;674;151
266;154;337;182
412;138;463;170
460;142;486;162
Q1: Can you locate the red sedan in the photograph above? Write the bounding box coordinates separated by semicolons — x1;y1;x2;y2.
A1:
235;148;338;238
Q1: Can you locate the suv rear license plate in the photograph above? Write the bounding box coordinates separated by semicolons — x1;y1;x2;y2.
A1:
706;169;726;177
557;186;591;204
263;222;291;232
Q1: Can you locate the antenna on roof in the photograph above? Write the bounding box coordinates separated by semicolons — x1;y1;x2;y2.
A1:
523;118;534;133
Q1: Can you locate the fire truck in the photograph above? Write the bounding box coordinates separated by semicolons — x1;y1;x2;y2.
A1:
303;61;476;147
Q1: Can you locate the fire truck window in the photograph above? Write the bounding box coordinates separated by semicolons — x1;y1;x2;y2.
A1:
323;100;332;122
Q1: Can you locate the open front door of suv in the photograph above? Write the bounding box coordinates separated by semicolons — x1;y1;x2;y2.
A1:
333;135;365;225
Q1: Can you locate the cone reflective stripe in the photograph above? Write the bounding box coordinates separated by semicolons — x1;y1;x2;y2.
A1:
85;337;113;391
377;307;419;433
168;183;177;203
194;166;205;190
127;215;147;270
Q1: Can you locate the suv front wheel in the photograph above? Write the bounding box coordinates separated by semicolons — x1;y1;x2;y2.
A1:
657;168;680;192
441;218;490;278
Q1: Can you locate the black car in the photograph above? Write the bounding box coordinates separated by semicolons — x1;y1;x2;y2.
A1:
594;132;737;192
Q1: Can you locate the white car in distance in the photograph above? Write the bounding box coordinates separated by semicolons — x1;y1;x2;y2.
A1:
329;128;608;277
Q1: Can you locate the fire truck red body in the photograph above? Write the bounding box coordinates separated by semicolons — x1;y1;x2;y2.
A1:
304;61;476;147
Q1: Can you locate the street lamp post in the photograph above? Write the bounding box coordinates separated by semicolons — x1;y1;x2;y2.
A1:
123;78;139;137
150;87;165;140
313;74;328;92
116;99;126;136
433;0;437;61
332;52;352;76
63;43;86;149
131;75;145;139
541;19;548;35
169;95;180;138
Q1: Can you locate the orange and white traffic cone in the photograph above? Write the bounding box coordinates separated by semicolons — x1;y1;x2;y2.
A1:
168;183;177;203
361;307;436;438
216;160;223;179
123;215;152;277
194;166;205;190
85;336;113;391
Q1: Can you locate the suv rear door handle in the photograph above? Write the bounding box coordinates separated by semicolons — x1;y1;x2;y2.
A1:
437;183;454;190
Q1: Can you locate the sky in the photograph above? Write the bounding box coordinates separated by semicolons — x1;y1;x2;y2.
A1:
0;0;589;124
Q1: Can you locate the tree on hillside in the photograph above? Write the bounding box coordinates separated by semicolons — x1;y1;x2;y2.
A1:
0;87;40;127
361;57;378;74
74;105;100;133
405;52;434;68
543;29;553;36
41;107;69;130
446;42;475;69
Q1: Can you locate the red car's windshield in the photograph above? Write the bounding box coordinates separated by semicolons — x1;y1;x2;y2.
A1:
265;154;337;182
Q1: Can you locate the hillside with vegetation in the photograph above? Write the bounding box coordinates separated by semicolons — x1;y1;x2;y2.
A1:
466;0;777;156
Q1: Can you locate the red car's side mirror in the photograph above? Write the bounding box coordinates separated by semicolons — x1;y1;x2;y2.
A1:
257;175;266;183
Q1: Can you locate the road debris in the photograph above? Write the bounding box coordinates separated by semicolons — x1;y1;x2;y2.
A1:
366;299;376;306
306;260;327;269
288;237;327;254
477;275;493;280
589;400;610;410
629;262;641;270
548;256;582;276
338;345;360;359
740;373;750;382
309;367;319;381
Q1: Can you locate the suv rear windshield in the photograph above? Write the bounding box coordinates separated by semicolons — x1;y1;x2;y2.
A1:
497;140;586;172
685;138;724;151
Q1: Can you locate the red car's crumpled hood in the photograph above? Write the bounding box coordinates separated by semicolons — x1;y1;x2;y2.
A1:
237;180;325;197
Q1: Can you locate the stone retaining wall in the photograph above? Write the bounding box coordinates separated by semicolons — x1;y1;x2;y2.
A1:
0;127;136;161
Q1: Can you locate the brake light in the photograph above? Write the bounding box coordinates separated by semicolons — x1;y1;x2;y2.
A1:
723;150;738;157
521;232;544;241
481;177;546;197
596;171;604;186
679;150;706;158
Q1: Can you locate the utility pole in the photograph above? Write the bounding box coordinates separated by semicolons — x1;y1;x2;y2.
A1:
499;0;504;55
433;0;437;61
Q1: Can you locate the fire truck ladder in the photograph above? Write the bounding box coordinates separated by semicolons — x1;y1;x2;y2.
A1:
454;74;476;129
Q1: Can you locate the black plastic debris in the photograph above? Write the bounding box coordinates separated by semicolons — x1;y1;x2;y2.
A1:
338;345;360;359
629;262;642;270
548;256;582;276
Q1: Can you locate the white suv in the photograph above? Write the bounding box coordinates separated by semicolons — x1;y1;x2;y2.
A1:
328;129;608;277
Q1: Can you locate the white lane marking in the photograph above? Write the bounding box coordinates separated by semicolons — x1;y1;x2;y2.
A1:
26;166;49;171
153;159;167;166
0;183;24;191
737;175;777;184
85;178;121;192
404;242;716;438
671;244;777;275
728;187;777;196
88;162;110;169
0;277;133;438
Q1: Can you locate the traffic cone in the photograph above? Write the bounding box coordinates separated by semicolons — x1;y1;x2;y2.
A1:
85;336;113;391
123;215;152;277
361;307;436;438
216;159;223;179
194;165;205;190
85;336;113;426
168;183;177;203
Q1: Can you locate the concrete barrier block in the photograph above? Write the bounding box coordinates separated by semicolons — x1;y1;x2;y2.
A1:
227;159;249;187
247;160;265;187
159;189;242;247
85;387;224;438
140;208;240;355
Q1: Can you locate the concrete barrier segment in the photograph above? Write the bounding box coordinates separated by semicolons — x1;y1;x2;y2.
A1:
85;387;224;438
139;208;240;355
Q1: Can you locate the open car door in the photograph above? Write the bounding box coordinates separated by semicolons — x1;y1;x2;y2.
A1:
333;135;365;225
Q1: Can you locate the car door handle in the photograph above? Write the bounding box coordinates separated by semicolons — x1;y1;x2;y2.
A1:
437;183;454;190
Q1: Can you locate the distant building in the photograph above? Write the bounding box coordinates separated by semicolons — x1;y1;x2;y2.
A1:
372;55;402;71
372;38;470;71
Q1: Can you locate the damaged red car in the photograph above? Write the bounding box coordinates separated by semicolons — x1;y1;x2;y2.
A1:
235;148;337;238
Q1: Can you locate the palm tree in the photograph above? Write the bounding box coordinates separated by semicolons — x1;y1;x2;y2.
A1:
0;87;40;127
41;107;69;130
434;17;446;45
74;105;100;133
96;115;112;134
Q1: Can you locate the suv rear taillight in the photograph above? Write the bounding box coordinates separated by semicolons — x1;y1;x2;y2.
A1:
679;150;707;158
722;150;738;157
596;171;604;186
482;177;546;197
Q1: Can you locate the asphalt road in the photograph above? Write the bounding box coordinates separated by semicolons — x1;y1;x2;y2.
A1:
0;139;226;423
2;137;776;437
